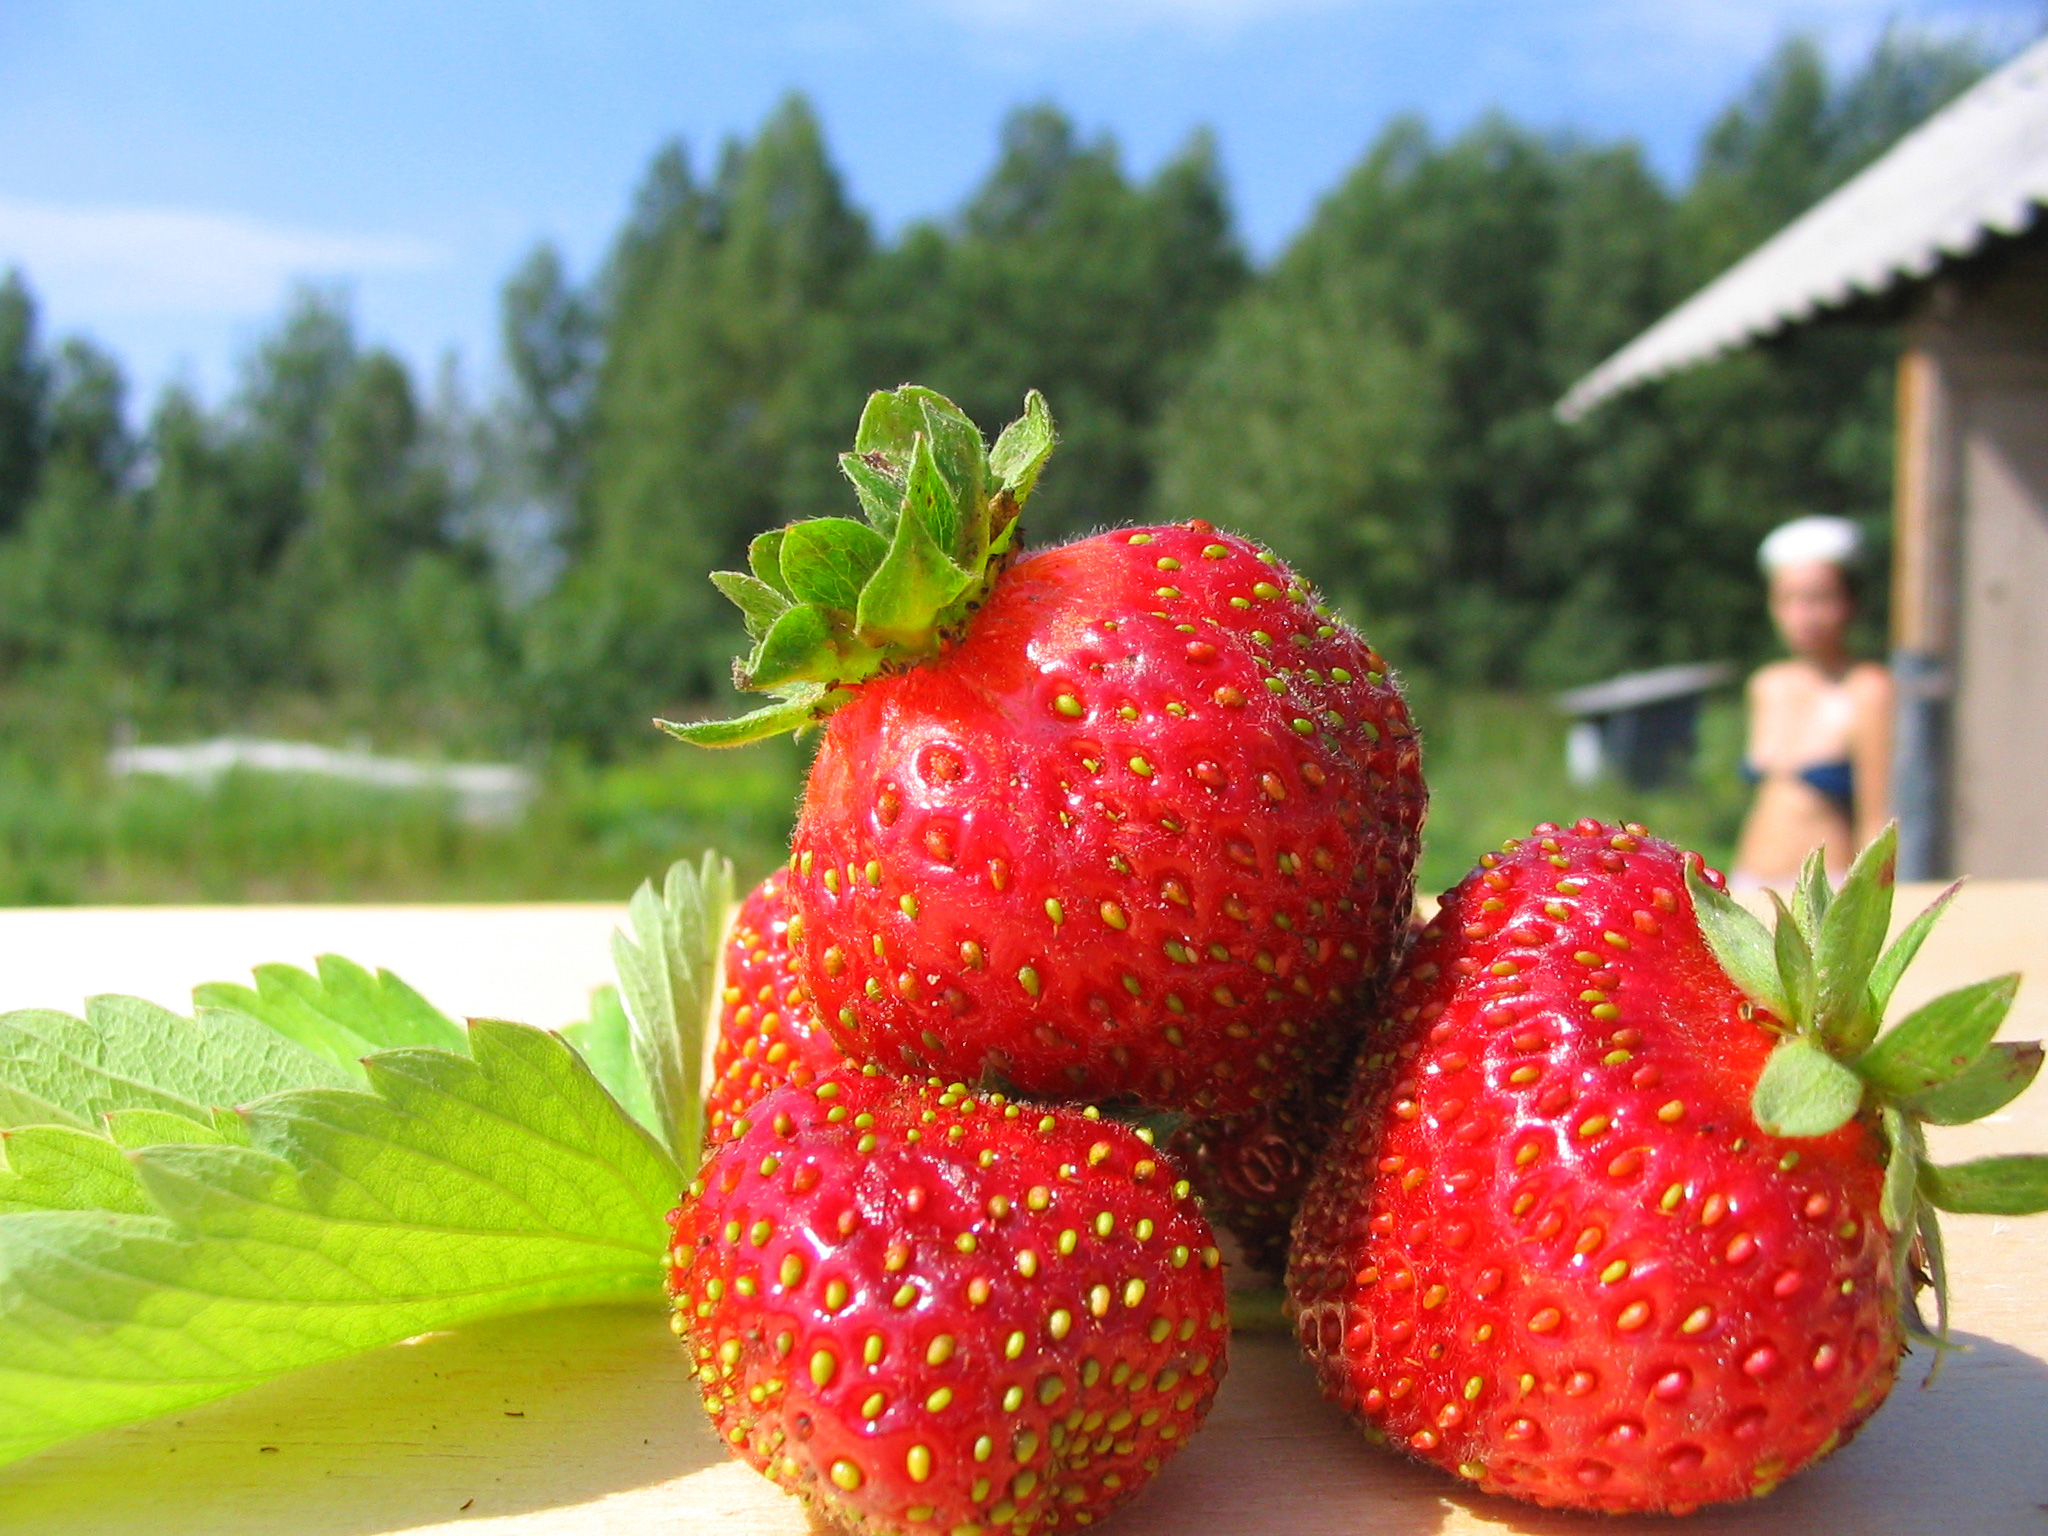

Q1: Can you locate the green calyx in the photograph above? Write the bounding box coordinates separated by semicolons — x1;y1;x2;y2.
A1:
658;386;1058;748
1686;826;2048;1358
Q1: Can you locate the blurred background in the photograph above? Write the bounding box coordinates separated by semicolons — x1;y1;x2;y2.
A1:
0;1;2036;906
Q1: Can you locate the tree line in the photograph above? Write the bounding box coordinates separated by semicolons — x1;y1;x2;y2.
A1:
0;33;1986;752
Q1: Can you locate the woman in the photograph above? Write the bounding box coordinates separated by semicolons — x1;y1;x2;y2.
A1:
1732;516;1893;887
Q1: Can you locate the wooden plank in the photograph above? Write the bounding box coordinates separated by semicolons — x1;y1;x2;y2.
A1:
1955;384;2048;875
1891;339;1956;658
1;891;2045;1533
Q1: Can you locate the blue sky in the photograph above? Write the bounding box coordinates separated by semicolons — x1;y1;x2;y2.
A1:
0;0;2039;410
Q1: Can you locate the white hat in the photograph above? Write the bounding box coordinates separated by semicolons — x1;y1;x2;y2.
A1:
1759;515;1863;574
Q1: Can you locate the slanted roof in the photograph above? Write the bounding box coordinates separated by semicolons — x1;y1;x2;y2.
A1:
1555;662;1736;719
1558;36;2048;421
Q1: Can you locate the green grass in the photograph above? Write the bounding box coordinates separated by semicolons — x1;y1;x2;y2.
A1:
0;682;808;904
1408;682;1747;896
0;680;1746;907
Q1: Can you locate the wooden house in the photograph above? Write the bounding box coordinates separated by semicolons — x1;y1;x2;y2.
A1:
1561;39;2048;879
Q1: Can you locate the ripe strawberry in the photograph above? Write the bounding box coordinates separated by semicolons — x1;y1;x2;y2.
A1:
666;387;1424;1118
667;1068;1229;1534
1287;819;2048;1514
706;870;842;1145
1169;1015;1367;1275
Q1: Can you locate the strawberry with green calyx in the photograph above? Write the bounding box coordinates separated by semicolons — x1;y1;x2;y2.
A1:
1686;829;2048;1348
1287;820;2046;1515
706;870;843;1145
663;386;1057;748
668;1068;1228;1535
664;386;1425;1118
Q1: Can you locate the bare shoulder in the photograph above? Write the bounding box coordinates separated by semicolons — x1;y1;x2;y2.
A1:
1846;662;1894;704
1748;661;1804;699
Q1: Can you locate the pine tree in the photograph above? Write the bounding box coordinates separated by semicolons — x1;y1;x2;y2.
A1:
858;106;1247;545
501;241;599;531
1156;31;1985;689
526;94;871;743
132;388;258;687
0;271;45;541
0;338;135;662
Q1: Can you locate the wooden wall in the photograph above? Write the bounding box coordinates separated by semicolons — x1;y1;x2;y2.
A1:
1896;237;2048;877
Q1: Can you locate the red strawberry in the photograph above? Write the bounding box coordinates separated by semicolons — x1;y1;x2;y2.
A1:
667;1068;1229;1534
666;388;1424;1118
706;870;842;1144
1287;819;2048;1513
1169;1026;1362;1276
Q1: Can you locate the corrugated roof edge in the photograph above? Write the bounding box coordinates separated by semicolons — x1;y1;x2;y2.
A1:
1557;35;2048;422
1555;662;1737;718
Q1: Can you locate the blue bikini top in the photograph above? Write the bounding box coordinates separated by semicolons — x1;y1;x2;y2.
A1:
1740;758;1853;816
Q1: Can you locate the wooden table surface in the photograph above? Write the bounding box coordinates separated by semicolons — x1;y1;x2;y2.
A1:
2;885;2044;1535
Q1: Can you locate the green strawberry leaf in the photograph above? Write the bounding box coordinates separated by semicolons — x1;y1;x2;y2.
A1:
710;570;791;639
918;396;986;561
1685;861;1789;1020
852;382;936;457
1880;1105;1924;1279
1904;1040;2044;1125
899;428;966;576
560;983;659;1141
989;388;1056;503
103;1109;226;1148
192;955;468;1079
1919;1154;2048;1215
1752;1035;1865;1138
0;996;352;1130
779;517;890;612
1870;879;1963;1014
1812;827;1896;1055
611;851;732;1174
1790;846;1831;946
1768;890;1816;1028
0;1019;681;1470
1909;1198;1953;1378
0;1125;155;1214
1854;974;2019;1098
856;451;975;648
745;602;838;689
748;528;792;596
657;687;834;748
839;451;904;534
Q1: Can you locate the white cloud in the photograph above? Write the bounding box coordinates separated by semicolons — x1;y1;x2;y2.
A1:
1588;0;2038;66
935;0;2035;53
0;196;449;319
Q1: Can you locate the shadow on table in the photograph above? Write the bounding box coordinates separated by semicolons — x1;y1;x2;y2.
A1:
2;1316;2040;1536
1115;1335;1460;1536
0;1302;721;1536
1128;1331;2048;1536
1430;1332;2048;1536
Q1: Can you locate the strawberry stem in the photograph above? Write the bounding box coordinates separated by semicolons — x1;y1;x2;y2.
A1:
658;388;1058;748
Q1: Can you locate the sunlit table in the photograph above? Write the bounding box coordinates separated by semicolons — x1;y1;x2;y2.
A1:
1;886;2044;1535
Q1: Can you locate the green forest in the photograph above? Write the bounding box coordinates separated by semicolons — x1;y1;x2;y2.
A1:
0;34;1988;904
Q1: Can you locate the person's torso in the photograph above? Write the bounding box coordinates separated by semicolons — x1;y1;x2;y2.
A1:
1748;663;1859;773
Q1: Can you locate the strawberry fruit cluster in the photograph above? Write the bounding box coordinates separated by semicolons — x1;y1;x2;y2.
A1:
662;387;2045;1531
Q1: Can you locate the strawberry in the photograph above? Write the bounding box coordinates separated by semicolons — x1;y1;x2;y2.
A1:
706;870;842;1145
667;1068;1229;1534
1287;819;2048;1514
665;387;1424;1118
1168;1028;1362;1276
